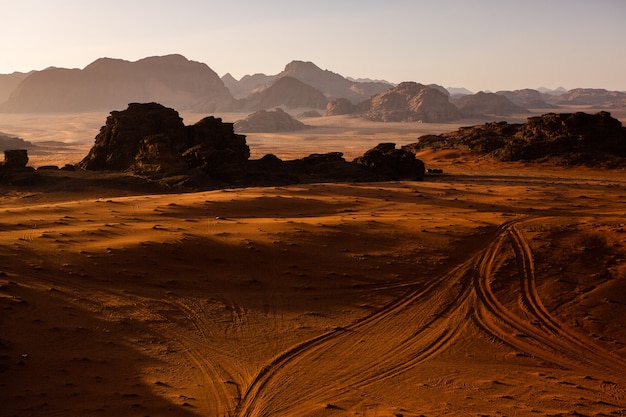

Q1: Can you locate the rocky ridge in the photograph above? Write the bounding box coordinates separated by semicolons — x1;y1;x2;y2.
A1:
405;111;626;166
0;55;236;113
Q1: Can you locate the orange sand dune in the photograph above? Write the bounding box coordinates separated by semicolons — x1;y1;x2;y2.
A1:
1;163;626;417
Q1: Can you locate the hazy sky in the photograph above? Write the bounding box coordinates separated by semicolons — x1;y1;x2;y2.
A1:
2;0;625;92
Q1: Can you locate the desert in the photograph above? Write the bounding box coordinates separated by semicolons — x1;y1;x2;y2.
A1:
1;101;626;417
1;43;626;417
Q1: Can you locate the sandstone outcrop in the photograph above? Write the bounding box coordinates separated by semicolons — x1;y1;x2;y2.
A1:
455;91;527;116
405;111;626;166
78;102;249;172
358;82;461;122
234;108;309;133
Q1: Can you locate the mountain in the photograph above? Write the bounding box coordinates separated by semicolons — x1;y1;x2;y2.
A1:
537;86;568;95
228;61;393;104
446;87;474;100
234;108;309;133
551;88;626;108
0;54;236;113
357;82;461;122
455;91;528;117
278;60;391;103
0;132;36;152
222;72;276;99
240;76;328;111
0;71;32;103
496;89;553;108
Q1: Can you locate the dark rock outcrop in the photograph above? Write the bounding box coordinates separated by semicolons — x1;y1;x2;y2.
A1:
354;143;425;179
78;102;249;173
358;82;461;122
325;98;356;116
455;91;528;117
234;108;309;133
405;111;626;166
3;149;29;169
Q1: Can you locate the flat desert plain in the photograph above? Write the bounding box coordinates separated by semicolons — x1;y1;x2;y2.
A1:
1;112;626;417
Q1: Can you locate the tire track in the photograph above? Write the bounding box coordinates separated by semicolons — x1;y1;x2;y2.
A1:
234;223;507;417
235;217;626;416
508;224;626;371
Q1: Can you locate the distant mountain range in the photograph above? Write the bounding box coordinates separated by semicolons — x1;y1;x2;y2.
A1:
1;54;625;121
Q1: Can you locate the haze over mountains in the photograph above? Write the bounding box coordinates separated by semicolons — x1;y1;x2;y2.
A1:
1;54;625;121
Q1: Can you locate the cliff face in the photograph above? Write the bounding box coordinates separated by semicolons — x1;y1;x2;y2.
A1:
0;55;236;113
358;82;461;122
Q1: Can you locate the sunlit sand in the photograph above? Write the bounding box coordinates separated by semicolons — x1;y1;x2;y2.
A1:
1;111;625;416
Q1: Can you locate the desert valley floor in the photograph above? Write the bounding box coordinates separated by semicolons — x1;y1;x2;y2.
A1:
1;113;626;417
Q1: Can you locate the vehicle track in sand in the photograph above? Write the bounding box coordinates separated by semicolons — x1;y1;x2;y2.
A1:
235;218;626;416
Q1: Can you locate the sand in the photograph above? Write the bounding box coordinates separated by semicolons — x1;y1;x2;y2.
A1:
1;111;626;416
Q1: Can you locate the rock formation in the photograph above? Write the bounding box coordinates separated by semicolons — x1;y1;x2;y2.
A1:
405;111;626;166
0;55;237;113
358;82;461;122
495;89;553;108
78;102;249;172
455;91;527;117
234;108;309;133
325;98;356;116
550;88;626;108
240;76;328;111
354;143;425;179
222;73;277;99
2;149;29;170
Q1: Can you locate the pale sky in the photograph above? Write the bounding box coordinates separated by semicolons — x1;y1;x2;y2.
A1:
1;0;625;92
